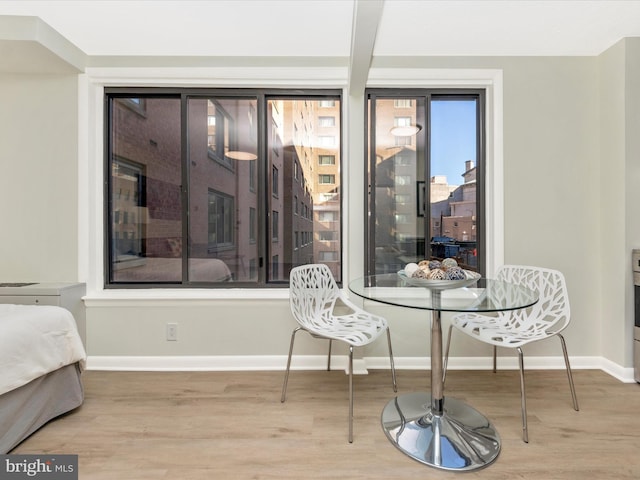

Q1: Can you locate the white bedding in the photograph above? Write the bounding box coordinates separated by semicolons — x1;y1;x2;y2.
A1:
0;304;86;396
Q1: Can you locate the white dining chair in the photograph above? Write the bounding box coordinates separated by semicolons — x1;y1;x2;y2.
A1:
444;265;579;443
281;263;397;443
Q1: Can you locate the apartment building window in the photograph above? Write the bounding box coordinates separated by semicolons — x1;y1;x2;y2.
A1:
395;194;410;205
394;116;412;128
111;158;145;269
319;155;335;165
208;190;234;248
319;174;335;185
318;231;337;241
366;90;485;276
249;207;256;244
394;119;413;147
272;166;279;197
319;192;338;202
249;160;256;192
272;210;279;242
395;175;412;186
319;116;336;127
319;251;339;262
106;89;342;287
272;255;280;279
318;211;337;222
319;136;336;147
394;153;411;166
207;100;233;169
394;99;412;108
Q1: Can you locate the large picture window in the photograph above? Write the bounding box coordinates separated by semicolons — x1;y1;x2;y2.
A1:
106;89;342;287
366;89;485;276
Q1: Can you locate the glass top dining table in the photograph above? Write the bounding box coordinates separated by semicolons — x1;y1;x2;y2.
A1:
349;273;538;472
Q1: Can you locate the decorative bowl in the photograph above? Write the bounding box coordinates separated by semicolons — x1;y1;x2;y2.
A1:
397;270;481;290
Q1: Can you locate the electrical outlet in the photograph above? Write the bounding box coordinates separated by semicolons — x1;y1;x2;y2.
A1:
166;323;178;341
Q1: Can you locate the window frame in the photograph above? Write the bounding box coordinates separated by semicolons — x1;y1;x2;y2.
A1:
365;88;487;277
103;87;343;289
83;68;502;300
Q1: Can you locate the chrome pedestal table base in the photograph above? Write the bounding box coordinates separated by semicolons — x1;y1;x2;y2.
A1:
380;293;501;472
381;392;500;471
348;274;538;472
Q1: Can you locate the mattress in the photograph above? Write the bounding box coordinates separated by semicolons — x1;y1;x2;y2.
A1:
0;304;86;395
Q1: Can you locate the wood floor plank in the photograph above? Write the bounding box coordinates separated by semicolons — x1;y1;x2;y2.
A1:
10;369;640;479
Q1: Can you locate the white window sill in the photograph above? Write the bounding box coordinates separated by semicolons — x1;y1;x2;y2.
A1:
83;287;290;307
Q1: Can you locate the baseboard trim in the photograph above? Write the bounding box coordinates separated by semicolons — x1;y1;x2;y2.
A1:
87;355;635;383
86;354;636;383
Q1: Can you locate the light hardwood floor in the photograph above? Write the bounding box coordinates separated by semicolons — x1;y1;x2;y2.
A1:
11;369;640;479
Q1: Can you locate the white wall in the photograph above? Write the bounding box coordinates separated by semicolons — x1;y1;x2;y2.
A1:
625;39;640;369
502;57;601;358
596;38;640;370
599;40;627;368
0;73;79;282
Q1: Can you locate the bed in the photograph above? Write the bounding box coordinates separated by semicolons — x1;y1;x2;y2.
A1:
0;304;86;453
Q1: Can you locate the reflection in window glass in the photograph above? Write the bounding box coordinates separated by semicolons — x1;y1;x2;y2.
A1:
319;155;335;165
272;210;279;242
395;175;412;185
109;97;182;283
367;92;483;275
395;194;410;205
107;90;342;287
319;231;337;241
319;136;335;147
430;99;479;261
272;166;279;196
249;207;256;243
395;116;411;127
318;211;336;222
112;159;144;264
208;190;234;247
319;251;339;261
318;174;335;184
319;116;336;127
188;97;258;283
267;98;342;282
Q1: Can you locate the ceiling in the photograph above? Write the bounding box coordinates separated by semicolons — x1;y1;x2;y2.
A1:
1;0;640;73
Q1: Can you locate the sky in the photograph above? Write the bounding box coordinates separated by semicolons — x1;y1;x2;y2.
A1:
430;99;478;186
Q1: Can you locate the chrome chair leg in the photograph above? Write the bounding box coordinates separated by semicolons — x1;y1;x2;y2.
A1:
281;327;301;403
348;345;354;443
443;324;454;384
386;328;398;392
558;334;579;411
327;339;333;371
493;345;497;373
517;347;528;443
